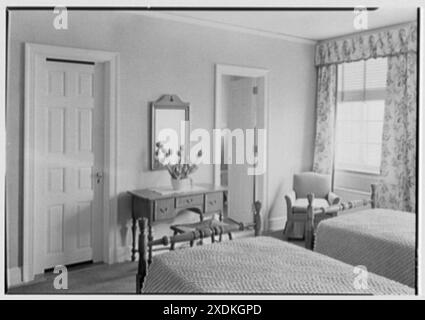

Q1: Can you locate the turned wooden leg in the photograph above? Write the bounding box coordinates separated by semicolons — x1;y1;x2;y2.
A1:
148;224;153;264
136;274;141;294
371;183;377;209
305;193;315;249
171;230;178;250
199;230;204;245
137;218;149;294
131;216;137;261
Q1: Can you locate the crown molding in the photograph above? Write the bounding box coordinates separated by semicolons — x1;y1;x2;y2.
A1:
133;11;317;45
319;20;417;43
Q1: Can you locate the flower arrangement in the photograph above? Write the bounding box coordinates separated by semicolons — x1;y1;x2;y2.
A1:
155;142;202;181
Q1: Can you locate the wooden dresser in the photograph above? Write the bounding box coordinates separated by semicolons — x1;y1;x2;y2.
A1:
127;184;227;261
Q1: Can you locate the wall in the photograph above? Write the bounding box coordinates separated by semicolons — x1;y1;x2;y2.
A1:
6;11;316;270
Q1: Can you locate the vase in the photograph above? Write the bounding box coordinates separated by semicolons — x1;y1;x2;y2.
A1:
171;177;191;191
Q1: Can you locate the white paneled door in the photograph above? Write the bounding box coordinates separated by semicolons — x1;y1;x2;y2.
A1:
33;58;104;273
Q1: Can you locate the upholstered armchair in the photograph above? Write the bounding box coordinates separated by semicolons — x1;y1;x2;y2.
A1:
283;172;340;240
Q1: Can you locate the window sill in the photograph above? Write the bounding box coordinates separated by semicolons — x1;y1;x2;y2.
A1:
335;168;381;177
333;186;371;196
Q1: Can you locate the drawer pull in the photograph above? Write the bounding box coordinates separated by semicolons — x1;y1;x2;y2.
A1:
176;195;202;208
160;207;168;214
209;200;216;205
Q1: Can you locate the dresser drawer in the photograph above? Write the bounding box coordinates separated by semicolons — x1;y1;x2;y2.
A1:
154;198;175;220
176;194;203;208
205;192;223;213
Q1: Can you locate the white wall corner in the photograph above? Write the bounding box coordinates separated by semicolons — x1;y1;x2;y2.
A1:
7;267;23;288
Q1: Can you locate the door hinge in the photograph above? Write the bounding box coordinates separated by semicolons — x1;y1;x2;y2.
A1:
95;171;104;184
252;86;258;95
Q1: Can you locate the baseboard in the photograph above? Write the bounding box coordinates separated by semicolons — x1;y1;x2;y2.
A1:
7;267;23;288
267;217;285;232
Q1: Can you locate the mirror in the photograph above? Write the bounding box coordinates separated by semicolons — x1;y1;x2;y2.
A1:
151;94;190;170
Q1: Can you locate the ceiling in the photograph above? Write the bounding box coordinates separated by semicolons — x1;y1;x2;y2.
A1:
157;7;417;41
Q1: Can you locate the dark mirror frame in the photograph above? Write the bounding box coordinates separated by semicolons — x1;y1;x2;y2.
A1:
150;94;190;171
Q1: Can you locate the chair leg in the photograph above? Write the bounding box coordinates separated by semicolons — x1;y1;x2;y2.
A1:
284;219;309;241
283;221;289;238
284;220;296;239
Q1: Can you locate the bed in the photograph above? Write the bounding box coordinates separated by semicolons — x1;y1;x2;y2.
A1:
142;236;412;295
314;208;415;288
136;202;413;295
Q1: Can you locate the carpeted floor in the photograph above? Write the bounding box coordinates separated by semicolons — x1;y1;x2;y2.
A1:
8;261;138;294
8;229;302;294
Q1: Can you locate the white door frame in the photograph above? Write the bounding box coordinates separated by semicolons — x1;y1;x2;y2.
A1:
24;43;119;282
214;64;269;229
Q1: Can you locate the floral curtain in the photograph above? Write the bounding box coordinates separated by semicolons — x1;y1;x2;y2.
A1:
315;23;417;66
312;64;337;174
376;52;417;212
312;22;417;209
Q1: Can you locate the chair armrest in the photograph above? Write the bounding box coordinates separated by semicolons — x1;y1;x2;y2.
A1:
284;190;296;217
284;190;296;207
327;191;341;205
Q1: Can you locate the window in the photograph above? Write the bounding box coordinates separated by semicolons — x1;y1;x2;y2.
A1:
335;58;387;174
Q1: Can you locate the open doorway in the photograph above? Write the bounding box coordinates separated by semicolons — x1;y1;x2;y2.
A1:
214;65;269;226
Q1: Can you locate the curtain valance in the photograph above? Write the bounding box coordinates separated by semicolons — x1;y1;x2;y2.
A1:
315;22;417;66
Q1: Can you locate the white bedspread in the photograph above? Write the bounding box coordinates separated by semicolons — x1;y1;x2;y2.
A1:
142;236;413;295
314;209;415;288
